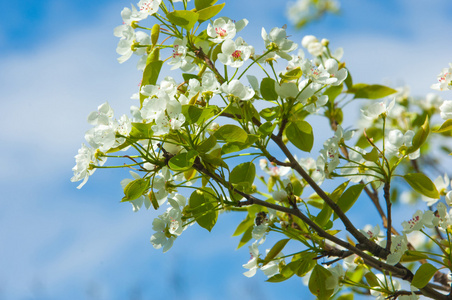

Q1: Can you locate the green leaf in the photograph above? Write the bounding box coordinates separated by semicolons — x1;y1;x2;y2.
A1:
344;70;353;90
285;120;314;152
167;10;199;31
197;3;225;22
364;272;380;287
295;252;317;276
168;150;198;171
407;115;429;154
266;274;289;283
362;147;379;162
140;59;163;105
130;122;153;139
412;263;438;289
330;181;349;202
197;135;217;153
237;225;253;249
258;121;277;137
434;119;452;133
333;184;365;220
189;188;218;232
121;178;149;202
182;73;199;82
260;78;278;100
324;84;343;105
403;173;440;199
232;215;254;237
309;265;334;300
337;294;354;300
279;67;303;81
195;0;217;10
230;162;256;186
315;202;333;227
347;83;397;100
182;105;216;125
400;250;429;262
263;239;290;266
259;106;279;121
215;124;248;143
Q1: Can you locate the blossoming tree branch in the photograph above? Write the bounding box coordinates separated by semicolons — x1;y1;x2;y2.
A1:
71;0;452;299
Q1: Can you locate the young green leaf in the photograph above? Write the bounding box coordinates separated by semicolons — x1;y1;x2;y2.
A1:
122;178;149;202
167;10;199;31
195;0;218;10
168;150;198;171
362;147;379;162
237;226;253;249
408;115;429;154
230;162;256;186
412;263;437;289
309;265;334;300
189;188;218;232
232;215;254;236
197;3;225;22
433;119;452;133
260;78;278;100
347;83;397;100
285;120;314;152
333;184;365;220
263;239;290;266
403;173;440;199
215;124;248;143
140;59;163;106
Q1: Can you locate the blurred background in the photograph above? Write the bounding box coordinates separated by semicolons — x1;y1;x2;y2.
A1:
1;0;452;299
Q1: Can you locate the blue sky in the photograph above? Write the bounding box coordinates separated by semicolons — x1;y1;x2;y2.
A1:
1;0;452;299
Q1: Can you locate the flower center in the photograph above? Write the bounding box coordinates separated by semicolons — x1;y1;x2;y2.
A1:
231;50;242;60
215;27;227;38
140;1;155;12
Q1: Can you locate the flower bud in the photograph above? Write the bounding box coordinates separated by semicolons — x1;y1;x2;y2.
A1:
151;24;160;46
321;38;329;46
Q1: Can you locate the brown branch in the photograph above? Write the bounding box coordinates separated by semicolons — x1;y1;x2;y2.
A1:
384;182;392;252
194;47;225;84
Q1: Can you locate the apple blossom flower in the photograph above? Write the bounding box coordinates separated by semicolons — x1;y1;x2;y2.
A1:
385;129;420;160
71;144;107;189
207;17;248;43
261;27;298;60
298;81;329;113
431;63;452;91
243;240;262;277
341;147;380;183
85;124;117;153
300;60;336;84
115;29;151;64
301;35;324;56
401;210;435;233
361;99;395;120
150;195;187;252
221;80;255;100
324;58;347;86
439;100;452;120
218;38;253;68
168;37;196;72
87;102;114;126
119;5;142;25
152;99;186;135
137;0;162;20
385;235;408;265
